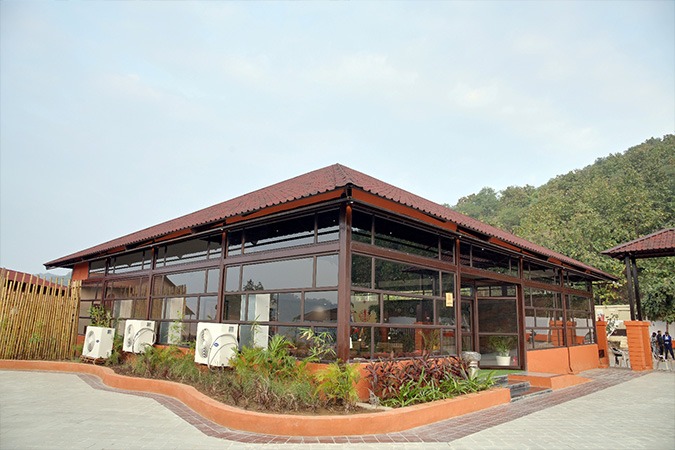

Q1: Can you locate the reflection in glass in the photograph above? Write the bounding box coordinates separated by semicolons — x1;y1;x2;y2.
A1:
269;292;301;323
198;296;218;321
478;298;517;333
317;210;339;242
383;295;433;324
375;259;438;295
222;294;242;321
304;291;338;323
242;258;313;290
155;270;206;296
374;217;438;259
244;215;314;253
351;255;372;288
316;255;338;287
225;266;240;292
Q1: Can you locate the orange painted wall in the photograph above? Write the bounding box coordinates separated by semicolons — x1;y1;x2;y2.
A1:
71;263;89;281
568;344;600;373
526;344;600;374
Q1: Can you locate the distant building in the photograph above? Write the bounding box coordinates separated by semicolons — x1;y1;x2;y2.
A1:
46;164;615;371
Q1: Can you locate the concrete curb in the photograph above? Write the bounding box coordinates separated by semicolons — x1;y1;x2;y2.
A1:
0;359;511;436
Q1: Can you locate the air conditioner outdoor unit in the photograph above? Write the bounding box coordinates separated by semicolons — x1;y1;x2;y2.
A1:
82;326;115;359
194;323;239;367
123;319;156;353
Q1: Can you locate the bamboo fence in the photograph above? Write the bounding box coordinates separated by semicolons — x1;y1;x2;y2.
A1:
0;268;80;360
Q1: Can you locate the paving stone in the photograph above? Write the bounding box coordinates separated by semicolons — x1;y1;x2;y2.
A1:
1;368;673;449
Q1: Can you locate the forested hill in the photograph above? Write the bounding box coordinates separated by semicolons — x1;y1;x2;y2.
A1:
450;135;674;319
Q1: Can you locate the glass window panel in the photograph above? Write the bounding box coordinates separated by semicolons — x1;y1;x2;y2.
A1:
441;272;455;295
461;334;473;352
154;270;206;296
225;266;240;292
317;210;339;242
244;215;315;254
157;322;197;346
351;292;379;323
227;230;243;256
112;299;133;318
374;217;438;258
479;334;518;366
351;210;372;244
477;298;518;333
304;291;338;323
269;292;301;323
183;297;198;320
79;300;94;317
526;261;559;285
222;294;243;321
206;269;220;293
436;298;455;326
376;327;417;357
530;290;559;309
81;283;102;301
106;278;145;300
198;296;218;321
110;250;150;274
351;254;372;288
471;246;518;276
441;237;455;263
440;329;456;355
78;318;92;335
459;242;472;266
89;259;106;276
461;301;472;333
242;258;313;290
383;295;433;324
316;254;338;287
525;307;563;328
157;237;214;267
524;327;562;350
567;295;592;312
375;259;439;296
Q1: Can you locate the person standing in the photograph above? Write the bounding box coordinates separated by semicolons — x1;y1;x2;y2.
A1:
657;330;664;356
651;332;658;356
663;331;674;360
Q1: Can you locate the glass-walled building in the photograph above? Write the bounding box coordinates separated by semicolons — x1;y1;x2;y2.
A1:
47;164;615;370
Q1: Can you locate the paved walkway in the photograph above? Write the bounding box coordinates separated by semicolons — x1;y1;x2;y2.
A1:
1;368;673;449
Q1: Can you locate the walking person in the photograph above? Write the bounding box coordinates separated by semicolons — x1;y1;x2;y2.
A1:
657;330;664;356
663;331;674;360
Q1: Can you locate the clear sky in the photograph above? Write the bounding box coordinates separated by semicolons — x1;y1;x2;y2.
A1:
1;1;673;276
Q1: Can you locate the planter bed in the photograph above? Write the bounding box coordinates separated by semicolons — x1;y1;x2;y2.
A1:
0;359;511;436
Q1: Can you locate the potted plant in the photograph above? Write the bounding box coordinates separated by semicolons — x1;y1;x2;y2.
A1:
488;336;516;366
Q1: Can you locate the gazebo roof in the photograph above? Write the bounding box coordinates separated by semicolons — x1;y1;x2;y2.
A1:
46;164;616;280
602;228;675;260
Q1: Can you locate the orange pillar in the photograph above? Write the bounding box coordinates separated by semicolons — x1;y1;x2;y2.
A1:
595;320;609;368
625;321;652;371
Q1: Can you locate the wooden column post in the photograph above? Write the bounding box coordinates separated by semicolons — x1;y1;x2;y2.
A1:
624;255;636;321
336;201;352;361
630;257;643;321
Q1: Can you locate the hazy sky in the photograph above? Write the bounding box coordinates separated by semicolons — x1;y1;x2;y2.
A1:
1;1;673;276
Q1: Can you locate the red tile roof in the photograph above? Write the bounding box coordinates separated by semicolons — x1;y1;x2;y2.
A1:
602;228;675;259
1;268;67;290
45;164;614;279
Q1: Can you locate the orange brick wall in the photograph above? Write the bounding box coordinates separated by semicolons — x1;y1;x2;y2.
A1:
625;321;652;371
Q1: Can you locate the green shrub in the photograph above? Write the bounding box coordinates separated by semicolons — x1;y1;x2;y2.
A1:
315;361;360;411
366;354;494;408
